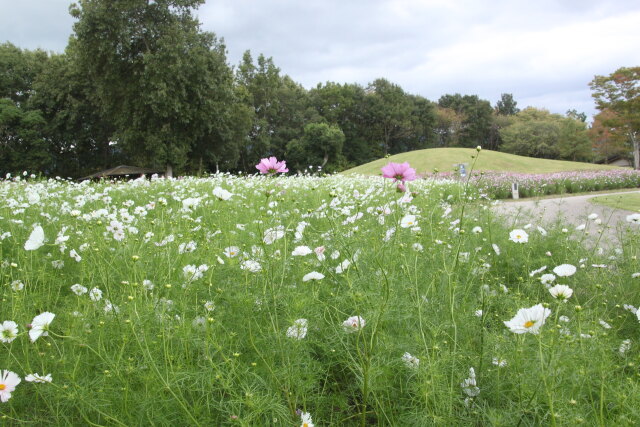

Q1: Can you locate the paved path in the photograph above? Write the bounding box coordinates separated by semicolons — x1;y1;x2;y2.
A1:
492;190;640;248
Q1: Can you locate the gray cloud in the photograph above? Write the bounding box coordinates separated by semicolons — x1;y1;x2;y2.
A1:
2;0;639;118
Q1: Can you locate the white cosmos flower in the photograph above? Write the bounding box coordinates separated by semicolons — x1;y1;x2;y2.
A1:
70;284;88;296
540;274;556;286
461;367;480;397
472;226;483;234
400;214;417;228
240;260;262;273
89;287;103;302
509;229;528;243
548;284;573;301
626;213;640;224
286;319;308;340
492;244;501;255
292;246;313;256
212;187;233;201
0;320;19;343
402;352;420;369
0;370;21;402
575;224;586;231
343;315;365;333
25;373;52;383
10;280;23;291
224;246;240;258
24;225;45;250
536;226;547;236
588;213;599;220
29;312;55;342
503;304;551;334
263;226;285;244
619;339;631;355
529;265;547;277
300;411;314;427
553;264;576;277
303;271;325;281
335;259;351;274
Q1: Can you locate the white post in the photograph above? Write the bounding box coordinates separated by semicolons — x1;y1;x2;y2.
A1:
511;182;519;199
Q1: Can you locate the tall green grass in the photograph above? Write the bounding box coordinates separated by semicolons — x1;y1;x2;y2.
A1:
1;168;640;425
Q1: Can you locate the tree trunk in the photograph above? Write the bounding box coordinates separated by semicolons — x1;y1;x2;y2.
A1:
631;132;639;170
165;163;173;178
321;154;328;168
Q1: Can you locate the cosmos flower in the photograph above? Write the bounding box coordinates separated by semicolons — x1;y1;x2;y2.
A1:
626;213;640;224
504;304;551;335
24;225;45;251
540;274;556;286
212;187;233;201
256;157;288;175
509;229;528;243
29;312;55;342
224;246;240;258
381;162;417;182
401;352;420;369
0;370;21;402
70;284;88;296
263;226;285;244
343;315;365;333
553;264;576;277
0;321;19;343
240;260;262;273
89;287;103;302
286;319;308;340
548;284;573;301
292;246;313;256
302;271;325;281
400;214;417;228
25;373;52;383
300;411;314;427
461;367;480;397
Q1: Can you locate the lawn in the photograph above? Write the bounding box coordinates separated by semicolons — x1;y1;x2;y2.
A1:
591;192;640;212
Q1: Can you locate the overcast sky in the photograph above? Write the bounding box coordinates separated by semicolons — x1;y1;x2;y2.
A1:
2;0;639;119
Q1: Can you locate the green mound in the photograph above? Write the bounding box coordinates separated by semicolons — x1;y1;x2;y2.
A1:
343;148;622;176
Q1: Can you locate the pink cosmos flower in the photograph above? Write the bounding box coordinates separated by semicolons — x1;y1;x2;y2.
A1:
256;157;289;175
381;162;416;182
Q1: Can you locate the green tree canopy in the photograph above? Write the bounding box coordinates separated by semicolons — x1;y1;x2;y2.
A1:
590;66;640;169
70;0;235;176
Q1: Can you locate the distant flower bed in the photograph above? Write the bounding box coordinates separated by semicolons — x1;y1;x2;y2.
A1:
433;169;640;199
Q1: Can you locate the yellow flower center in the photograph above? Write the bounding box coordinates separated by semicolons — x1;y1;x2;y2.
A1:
524;320;535;328
303;424;309;427
0;384;5;390
516;234;522;239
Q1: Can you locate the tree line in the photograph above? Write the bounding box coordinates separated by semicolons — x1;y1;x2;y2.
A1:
0;0;636;177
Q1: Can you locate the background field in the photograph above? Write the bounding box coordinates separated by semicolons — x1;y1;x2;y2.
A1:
343;148;623;176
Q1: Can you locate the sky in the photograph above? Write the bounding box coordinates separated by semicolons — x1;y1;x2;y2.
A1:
1;0;639;120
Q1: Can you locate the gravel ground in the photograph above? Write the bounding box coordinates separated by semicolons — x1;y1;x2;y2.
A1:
492;190;640;249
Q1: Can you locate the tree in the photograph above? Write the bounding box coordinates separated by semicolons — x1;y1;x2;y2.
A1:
499;107;591;161
438;94;494;147
286;122;345;173
589;67;640;169
309;82;370;166
495;93;519;116
70;0;235;176
589;109;629;162
363;78;413;156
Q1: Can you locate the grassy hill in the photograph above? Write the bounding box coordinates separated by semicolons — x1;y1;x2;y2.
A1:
343;148;622;176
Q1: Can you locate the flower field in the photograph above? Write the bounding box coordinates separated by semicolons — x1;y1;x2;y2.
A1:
1;169;640;425
435;169;640;199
